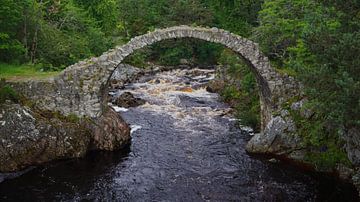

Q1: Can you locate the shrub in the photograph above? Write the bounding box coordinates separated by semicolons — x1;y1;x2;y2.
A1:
0;84;19;103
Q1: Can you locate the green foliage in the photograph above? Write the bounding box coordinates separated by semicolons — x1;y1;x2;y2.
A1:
0;0;27;63
123;49;150;68
286;103;352;170
118;0;213;37
65;113;81;123
0;0;114;68
124;38;223;67
305;143;351;171
0;84;19;104
255;0;360;167
74;0;119;35
218;50;261;131
118;0;261;67
204;0;264;36
221;85;241;101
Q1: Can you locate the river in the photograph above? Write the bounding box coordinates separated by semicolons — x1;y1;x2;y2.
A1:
0;68;358;201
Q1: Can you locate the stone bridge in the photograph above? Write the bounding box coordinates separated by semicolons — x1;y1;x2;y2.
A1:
13;26;301;151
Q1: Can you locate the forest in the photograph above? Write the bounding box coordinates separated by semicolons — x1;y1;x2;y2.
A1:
1;0;359;168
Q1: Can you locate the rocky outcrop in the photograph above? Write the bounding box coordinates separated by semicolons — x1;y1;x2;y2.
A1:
345;127;360;166
344;127;360;193
0;101;130;173
91;108;131;150
0;102;91;172
113;92;146;108
246;114;302;155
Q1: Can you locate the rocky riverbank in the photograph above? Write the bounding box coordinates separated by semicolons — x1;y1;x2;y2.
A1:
207;65;360;195
0;74;131;181
0;100;130;172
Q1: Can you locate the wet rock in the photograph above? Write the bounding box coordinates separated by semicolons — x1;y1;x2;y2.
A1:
288;149;307;161
290;100;304;111
246;116;302;154
180;58;190;65
344;127;360;166
291;99;314;119
352;171;360;194
0;167;34;183
113;92;146;108
206;80;225;93
136;75;153;83
206;86;216;93
91;107;131;151
177;64;191;69
268;158;279;163
191;83;207;90
336;164;355;181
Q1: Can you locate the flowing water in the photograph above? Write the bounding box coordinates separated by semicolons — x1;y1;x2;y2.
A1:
0;68;358;201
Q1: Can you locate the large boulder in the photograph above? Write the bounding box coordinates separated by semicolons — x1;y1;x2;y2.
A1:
0;102;131;173
90;107;131;150
345;127;360;166
113;92;146;108
246;113;302;155
0;103;91;172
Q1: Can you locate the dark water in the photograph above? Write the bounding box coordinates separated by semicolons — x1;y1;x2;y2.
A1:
0;69;358;201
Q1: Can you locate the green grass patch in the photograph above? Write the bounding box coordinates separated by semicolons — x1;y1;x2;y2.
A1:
276;67;297;77
0;63;59;81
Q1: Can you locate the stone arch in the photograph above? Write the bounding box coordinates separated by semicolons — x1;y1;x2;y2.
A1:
55;26;299;129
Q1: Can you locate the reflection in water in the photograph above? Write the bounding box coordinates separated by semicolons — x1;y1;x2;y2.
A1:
0;68;358;201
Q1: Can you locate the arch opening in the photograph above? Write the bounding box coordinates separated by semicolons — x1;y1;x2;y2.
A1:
109;37;262;131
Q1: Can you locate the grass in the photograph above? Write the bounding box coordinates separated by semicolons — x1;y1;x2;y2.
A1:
0;63;60;81
276;67;297;77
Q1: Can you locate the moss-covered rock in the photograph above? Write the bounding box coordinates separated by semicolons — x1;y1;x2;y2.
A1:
0;103;91;172
0;102;131;173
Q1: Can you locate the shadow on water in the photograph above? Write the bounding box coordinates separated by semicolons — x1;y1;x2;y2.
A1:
249;153;359;202
0;148;131;201
0;143;358;201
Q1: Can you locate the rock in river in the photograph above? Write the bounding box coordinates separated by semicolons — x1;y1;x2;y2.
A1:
113;92;146;108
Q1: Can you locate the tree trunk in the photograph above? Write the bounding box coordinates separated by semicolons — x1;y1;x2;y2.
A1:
30;0;43;64
30;26;38;64
23;9;28;61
